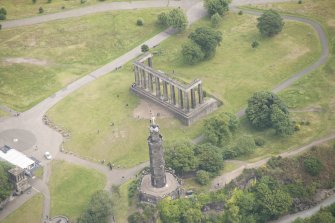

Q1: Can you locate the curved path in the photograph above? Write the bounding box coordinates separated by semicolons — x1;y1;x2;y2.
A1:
0;0;332;222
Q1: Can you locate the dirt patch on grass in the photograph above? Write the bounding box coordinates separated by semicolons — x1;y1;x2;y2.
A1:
3;57;49;66
133;99;173;119
285;47;310;60
327;19;335;27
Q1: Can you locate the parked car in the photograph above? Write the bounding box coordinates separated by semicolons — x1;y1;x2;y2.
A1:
44;152;52;160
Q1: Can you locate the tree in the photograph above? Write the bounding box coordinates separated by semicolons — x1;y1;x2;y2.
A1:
196;170;210;185
39;7;44;14
203;112;238;146
77;190;112;223
195;143;224;174
257;10;284;37
309;212;335;223
303;156;323;176
0;161;13;203
157;12;169;26
165;141;198;175
234;135;256;156
32;0;37;4
211;13;222;28
204;0;230;16
271;104;294;136
168;8;188;32
189;27;222;59
0;8;7;16
246;91;289;129
181;42;204;64
141;44;149;52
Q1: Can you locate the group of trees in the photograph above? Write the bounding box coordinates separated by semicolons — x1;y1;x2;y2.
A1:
0;161;13;206
157;8;188;32
164;141;224;185
77;190;112;223
293;203;335;223
182;27;222;64
246;91;294;136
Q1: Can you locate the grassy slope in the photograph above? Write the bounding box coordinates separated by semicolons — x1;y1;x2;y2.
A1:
0;0;144;20
48;12;321;167
233;0;335;161
0;194;43;223
49;160;106;221
0;8;166;111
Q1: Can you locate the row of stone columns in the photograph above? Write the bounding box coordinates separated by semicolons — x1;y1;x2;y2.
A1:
134;65;204;112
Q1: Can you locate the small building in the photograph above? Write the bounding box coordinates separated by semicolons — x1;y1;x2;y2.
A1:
0;145;36;170
8;166;31;194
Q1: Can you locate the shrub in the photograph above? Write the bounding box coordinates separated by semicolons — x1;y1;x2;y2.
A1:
0;8;7;15
234;135;256;156
298;0;302;4
0;13;6;21
238;10;243;15
196;170;210;185
80;0;86;3
32;0;37;4
254;137;265;146
211;13;222;28
304;156;323;176
294;124;301;131
0;24;2;30
141;44;149;52
181;42;204;64
157;12;169;26
251;40;259;48
136;18;144;26
47;0;52;3
39;7;44;14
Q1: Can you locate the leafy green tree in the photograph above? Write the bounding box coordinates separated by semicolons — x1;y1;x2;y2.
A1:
181;42;204;64
271;104;294;136
195;143;224;174
309;212;335;223
0;14;5;20
234;135;256;156
203;112;238;146
211;13;222;28
246;91;289;129
77;190;113;223
165;142;198;175
255;179;292;221
196;170;210;185
141;44;149;52
157;12;169;26
0;161;13;203
257;10;284;37
303;156;323;176
0;8;7;15
189;27;222;59
168;8;188;32
204;0;230;16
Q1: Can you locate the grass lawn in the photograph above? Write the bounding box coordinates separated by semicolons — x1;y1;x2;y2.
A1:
0;193;43;223
112;180;137;223
48;11;321;167
0;8;167;111
33;166;43;179
49;160;106;221
48;68;202;167
0;0;146;20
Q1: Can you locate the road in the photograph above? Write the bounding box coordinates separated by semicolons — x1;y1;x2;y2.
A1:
0;0;332;222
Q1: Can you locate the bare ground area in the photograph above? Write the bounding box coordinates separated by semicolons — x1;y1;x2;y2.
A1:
3;57;49;66
133;99;173;119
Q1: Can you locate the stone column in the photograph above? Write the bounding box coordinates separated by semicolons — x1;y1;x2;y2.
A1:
191;88;196;109
198;83;204;104
148;57;153;68
178;89;183;109
163;81;168;101
148;73;154;93
184;91;190;112
142;70;147;89
135;66;141;86
170;85;176;105
155;77;161;97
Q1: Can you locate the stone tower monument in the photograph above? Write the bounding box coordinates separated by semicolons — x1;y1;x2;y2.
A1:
148;117;166;188
139;118;180;204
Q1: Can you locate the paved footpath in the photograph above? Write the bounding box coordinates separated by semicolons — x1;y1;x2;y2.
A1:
0;0;332;222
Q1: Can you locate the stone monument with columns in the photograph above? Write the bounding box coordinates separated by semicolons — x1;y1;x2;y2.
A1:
139;118;180;204
131;53;221;125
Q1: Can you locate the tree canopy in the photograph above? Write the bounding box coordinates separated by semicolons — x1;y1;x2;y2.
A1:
188;27;222;59
181;41;205;64
246;91;292;134
195;143;224;174
203;112;238;146
204;0;230;16
157;9;188;32
0;161;13;203
257;10;284;37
